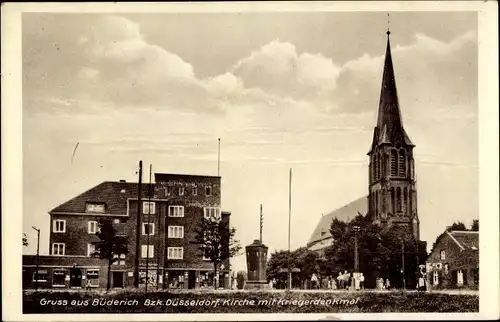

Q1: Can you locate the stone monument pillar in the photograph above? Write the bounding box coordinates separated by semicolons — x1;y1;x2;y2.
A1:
245;239;268;289
244;204;269;289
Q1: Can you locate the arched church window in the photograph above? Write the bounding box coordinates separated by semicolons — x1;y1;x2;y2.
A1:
403;188;408;213
374;155;378;181
391;150;398;176
378;153;382;179
399;149;406;177
391;187;396;214
375;191;378;214
396;187;402;212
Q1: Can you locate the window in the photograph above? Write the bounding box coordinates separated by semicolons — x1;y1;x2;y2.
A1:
53;270;66;286
457;270;464;285
33;270;48;282
403;188;408;212
141;245;154;258
86;269;99;287
179;187;185;196
374;155;378;180
86;203;105;213
440;250;446;261
168;206;184;217
52;243;65;256
166;186;173;196
433;271;439;285
168;225;184;238
399;149;406;177
113;254;126;265
113;218;121;224
87;244;96;257
167;247;184;259
88;221;98;234
378;153;382;179
391;187;396;214
203;252;211;261
192;186;198;196
205;186;212;196
143;201;156;214
53;219;66;233
142;223;155;235
204;207;221;220
391;150;398;176
396;187;402;212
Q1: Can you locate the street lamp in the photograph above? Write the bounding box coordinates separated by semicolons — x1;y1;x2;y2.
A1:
31;226;40;290
352;226;360;273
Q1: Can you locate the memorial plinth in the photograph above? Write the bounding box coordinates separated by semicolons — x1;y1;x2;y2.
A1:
245;239;269;289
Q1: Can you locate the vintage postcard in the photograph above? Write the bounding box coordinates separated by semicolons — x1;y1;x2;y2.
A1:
2;1;499;321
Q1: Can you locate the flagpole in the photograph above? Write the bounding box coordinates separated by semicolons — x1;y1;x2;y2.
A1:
287;168;292;290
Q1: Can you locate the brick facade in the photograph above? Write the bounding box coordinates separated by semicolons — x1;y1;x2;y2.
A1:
426;230;479;290
23;173;232;290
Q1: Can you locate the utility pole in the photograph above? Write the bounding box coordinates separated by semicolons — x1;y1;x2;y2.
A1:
134;161;143;288
31;226;40;290
156;183;160;290
145;164;152;292
287;168;292;291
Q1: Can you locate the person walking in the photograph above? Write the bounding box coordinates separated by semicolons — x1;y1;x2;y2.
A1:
359;273;365;290
385;278;391;291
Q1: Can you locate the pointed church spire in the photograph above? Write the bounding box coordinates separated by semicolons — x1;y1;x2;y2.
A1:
369;30;414;150
376;30;403;134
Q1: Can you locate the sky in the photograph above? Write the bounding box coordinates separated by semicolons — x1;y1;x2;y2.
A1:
22;11;478;272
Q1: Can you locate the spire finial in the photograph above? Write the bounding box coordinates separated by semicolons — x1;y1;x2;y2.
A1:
387;12;391;36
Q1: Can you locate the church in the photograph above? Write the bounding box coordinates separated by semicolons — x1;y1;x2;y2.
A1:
307;30;421;253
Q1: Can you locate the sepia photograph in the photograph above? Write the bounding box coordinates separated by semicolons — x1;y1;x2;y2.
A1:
2;1;499;321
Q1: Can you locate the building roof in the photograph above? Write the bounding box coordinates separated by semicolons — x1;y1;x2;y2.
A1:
447;230;479;250
155;173;221;181
50;181;153;215
369;31;414;154
307;196;367;247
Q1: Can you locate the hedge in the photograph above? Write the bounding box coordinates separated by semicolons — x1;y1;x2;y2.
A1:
23;289;478;314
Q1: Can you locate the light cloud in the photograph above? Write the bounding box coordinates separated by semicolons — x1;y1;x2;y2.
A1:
22;13;478;273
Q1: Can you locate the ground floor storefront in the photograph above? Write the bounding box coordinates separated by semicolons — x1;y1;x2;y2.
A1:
22;256;231;290
137;268;231;289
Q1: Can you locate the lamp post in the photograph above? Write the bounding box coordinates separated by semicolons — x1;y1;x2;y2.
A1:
31;226;40;290
352;226;360;272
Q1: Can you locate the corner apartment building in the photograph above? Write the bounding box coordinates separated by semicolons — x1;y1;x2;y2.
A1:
22;173;232;290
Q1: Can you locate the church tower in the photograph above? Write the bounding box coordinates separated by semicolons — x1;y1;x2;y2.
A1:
367;30;420;241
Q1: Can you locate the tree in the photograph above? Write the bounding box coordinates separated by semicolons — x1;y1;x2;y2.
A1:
23;233;28;247
471;219;479;231
323;213;427;289
91;219;129;291
448;221;467;231
192;216;241;290
294;247;320;285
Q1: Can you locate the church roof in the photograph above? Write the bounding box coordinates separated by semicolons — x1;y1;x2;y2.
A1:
369;31;414;154
307;196;367;247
